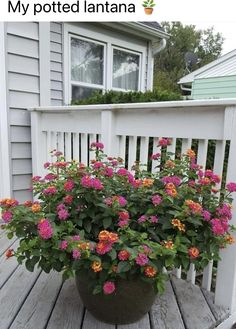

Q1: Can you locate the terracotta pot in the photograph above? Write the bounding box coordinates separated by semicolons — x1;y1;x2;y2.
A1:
75;272;157;324
144;7;153;15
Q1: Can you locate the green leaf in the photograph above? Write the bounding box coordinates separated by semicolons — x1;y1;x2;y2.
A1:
108;249;117;261
93;285;102;295
117;261;131;273
103;217;112;229
84;219;92;233
7;232;14;239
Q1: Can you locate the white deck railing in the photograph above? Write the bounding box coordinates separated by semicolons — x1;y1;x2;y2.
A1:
29;99;236;315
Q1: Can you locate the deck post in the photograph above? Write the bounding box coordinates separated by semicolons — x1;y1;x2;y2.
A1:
215;106;236;313
101;109;119;157
30;110;47;179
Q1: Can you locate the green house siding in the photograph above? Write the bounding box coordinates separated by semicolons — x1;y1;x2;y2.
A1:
192;75;236;99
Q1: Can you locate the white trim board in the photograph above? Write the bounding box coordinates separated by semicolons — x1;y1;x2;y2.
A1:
0;22;11;198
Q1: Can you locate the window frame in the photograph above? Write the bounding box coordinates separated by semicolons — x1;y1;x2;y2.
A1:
69;34;106;102
64;23;147;104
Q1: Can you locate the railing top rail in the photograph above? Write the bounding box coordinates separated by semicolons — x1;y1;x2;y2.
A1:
28;98;236;113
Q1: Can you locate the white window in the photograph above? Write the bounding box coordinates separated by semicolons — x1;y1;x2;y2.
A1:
112;47;140;91
64;24;147;103
70;35;105;101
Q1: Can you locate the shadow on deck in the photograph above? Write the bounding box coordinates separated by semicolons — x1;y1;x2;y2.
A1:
0;229;230;329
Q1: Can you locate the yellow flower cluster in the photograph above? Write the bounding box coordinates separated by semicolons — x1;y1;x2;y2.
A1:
171;218;185;232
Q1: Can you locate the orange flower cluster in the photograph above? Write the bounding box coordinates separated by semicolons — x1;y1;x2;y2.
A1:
142;178;154;187
5;249;14;258
165;160;175;169
186;149;196;159
96;230;119;255
78;242;90;250
188;247;199;259
144;266;157;277
163;240;174;249
225;235;235;244
171;218;185;232
31;203;41;213
91;261;102;272
165;183;177;198
98;230;119;243
185;200;202;214
0;198;18;207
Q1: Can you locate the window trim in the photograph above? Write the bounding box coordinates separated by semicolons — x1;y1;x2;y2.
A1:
64;23;147;104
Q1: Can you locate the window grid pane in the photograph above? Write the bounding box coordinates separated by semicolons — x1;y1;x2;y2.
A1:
112;49;140;91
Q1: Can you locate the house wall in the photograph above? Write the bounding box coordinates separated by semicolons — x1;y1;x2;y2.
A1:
192;75;236;99
6;22;40;202
4;22;153;202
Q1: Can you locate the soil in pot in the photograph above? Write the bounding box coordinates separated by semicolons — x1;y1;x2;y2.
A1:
75;272;157;324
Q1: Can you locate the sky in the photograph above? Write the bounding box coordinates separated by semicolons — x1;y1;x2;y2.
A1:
184;21;236;55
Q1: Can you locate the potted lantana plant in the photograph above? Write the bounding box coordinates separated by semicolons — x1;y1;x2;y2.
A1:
1;140;235;324
142;0;156;15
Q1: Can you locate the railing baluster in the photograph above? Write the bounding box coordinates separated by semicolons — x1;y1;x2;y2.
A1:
89;133;97;161
152;137;160;173
197;139;208;169
167;137;176;159
128;136;137;171
73;133;80;161
173;266;182;279
81;133;88;166
65;132;72;162
118;135;126;161
46;131;52;162
57;132;64;154
187;263;196;284
51;131;57;152
181;138;192;154
139;137;149;168
202;260;213;291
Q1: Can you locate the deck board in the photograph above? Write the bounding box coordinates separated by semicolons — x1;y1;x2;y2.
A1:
150;280;185;329
9;271;62;329
0;239;19;288
0;266;40;328
171;276;216;329
46;279;84;329
0;235;230;329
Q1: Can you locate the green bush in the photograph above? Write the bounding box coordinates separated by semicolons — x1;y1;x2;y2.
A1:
71;89;182;105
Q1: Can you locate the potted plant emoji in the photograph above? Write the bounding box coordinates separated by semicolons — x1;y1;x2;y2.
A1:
142;0;155;15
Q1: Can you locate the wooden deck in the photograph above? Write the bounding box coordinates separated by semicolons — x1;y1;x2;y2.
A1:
0;229;230;329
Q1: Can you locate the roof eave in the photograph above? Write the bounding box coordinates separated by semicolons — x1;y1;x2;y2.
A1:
121;22;169;40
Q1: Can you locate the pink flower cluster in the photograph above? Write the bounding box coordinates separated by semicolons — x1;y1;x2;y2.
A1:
103;281;115;294
158;138;171;147
211;218;229;236
104;196;127;207
43;186;57;195
72;249;81;259
161;176;181;186
38;219;53;239
2;210;13;223
226;182;236;193
90;142;104;150
152;194;162;206
151;153;161;160
57;203;69;220
118;211;130;227
44;173;57;181
64;180;75;192
138;215;158;224
202;210;211;221
216;204;232;220
59;240;68;250
135;253;149;266
81;176;103;190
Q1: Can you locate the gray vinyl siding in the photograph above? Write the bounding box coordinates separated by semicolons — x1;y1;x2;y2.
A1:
50;22;64;106
6;22;40;202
